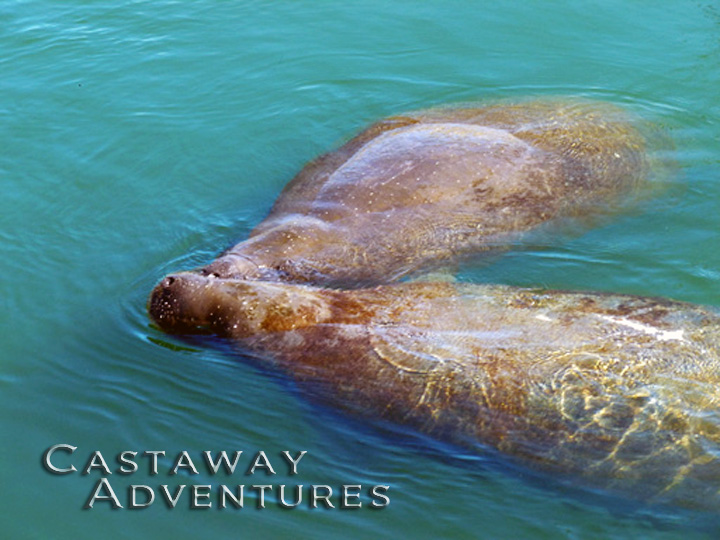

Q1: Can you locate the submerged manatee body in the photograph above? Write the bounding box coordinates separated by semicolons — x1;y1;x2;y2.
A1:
150;275;720;511
201;99;656;286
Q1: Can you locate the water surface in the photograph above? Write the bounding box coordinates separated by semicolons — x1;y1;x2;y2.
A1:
3;1;720;538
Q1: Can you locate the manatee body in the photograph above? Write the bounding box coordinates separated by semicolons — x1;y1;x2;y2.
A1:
149;275;720;510
202;99;653;286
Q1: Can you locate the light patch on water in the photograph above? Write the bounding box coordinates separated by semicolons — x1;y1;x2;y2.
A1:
597;314;686;342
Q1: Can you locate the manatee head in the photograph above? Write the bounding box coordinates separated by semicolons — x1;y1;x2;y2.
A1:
148;272;332;338
149;272;225;334
197;216;349;285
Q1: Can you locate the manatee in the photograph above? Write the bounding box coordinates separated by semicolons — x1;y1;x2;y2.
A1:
201;99;657;286
149;274;720;511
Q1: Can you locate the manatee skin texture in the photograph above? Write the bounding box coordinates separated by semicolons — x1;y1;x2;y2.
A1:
149;274;720;511
201;99;656;287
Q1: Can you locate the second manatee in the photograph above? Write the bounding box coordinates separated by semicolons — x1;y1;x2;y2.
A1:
201;98;661;286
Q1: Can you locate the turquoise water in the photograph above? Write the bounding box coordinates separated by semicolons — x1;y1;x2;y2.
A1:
3;0;720;538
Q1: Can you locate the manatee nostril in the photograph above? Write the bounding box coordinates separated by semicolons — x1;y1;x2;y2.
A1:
200;267;218;278
165;276;176;286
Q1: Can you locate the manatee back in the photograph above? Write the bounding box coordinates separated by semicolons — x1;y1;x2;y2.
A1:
267;99;653;220
346;282;720;510
204;98;670;286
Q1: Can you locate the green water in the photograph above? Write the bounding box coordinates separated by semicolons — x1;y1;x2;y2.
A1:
3;0;720;538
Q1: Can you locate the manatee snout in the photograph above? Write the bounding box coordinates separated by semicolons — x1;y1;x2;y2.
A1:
148;272;216;334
